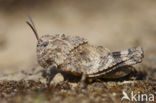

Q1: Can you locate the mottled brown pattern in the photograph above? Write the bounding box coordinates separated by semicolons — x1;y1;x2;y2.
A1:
26;18;144;85
35;34;143;81
61;44;110;75
37;34;87;68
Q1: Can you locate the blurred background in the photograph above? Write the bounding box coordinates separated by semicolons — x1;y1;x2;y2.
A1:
0;0;156;75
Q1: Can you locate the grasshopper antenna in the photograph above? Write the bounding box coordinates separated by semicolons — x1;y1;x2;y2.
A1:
26;16;39;41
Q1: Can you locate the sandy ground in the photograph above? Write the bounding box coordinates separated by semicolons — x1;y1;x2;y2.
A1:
0;0;156;103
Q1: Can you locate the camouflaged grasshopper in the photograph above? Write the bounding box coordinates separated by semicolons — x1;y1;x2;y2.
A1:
26;17;144;86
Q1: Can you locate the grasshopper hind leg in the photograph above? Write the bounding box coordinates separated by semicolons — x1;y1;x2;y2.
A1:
88;47;143;78
101;66;137;79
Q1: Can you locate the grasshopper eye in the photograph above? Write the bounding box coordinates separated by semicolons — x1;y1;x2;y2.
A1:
42;42;49;47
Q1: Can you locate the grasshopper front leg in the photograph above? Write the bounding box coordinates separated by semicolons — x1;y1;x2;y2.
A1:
41;64;58;87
